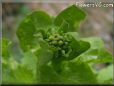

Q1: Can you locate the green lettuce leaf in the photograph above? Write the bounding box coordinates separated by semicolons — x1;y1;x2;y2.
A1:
66;32;90;60
76;37;113;63
2;38;11;58
61;61;97;84
16;11;52;52
97;64;113;84
54;5;86;32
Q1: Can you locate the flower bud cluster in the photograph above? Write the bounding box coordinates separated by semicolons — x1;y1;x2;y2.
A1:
46;33;70;56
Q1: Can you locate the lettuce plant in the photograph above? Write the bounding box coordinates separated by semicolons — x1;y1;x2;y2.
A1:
2;5;113;84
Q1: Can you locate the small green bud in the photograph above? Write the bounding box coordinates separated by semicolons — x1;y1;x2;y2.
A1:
52;40;57;45
49;36;54;40
61;50;65;55
58;40;64;45
59;36;63;39
65;42;68;45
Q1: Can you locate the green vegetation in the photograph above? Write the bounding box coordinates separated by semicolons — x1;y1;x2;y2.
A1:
2;5;113;84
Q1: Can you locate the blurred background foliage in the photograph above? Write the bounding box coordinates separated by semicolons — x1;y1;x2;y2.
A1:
2;1;113;69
